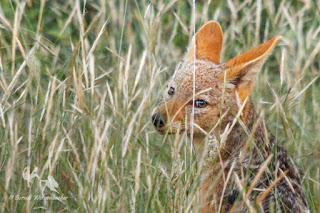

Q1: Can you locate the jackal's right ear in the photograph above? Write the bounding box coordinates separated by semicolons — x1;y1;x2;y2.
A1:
188;21;223;63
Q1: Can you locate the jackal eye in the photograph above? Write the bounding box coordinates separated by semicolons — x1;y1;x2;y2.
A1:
168;87;175;95
194;99;207;108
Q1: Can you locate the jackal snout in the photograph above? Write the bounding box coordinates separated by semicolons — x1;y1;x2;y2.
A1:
152;95;186;133
151;113;166;129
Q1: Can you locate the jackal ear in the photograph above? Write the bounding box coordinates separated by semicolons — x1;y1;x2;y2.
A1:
225;36;282;101
188;21;223;63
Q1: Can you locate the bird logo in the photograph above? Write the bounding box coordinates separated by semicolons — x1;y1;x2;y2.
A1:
22;166;59;194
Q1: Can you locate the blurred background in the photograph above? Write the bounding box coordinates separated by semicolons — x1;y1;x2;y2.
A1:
0;0;319;212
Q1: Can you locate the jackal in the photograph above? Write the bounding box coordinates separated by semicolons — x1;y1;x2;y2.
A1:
152;21;308;212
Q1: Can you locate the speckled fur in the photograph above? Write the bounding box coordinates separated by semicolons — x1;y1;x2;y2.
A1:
153;22;308;212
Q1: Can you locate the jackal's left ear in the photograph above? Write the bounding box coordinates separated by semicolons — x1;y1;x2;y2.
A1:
225;36;282;101
188;21;223;63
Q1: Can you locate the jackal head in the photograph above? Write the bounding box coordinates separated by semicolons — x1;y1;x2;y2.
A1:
152;21;281;138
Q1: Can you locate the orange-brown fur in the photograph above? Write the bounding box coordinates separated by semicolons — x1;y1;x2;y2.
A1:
152;21;308;212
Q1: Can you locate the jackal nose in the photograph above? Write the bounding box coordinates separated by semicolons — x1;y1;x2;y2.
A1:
152;113;166;128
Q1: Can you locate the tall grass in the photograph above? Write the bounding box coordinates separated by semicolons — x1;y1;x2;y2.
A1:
0;0;319;212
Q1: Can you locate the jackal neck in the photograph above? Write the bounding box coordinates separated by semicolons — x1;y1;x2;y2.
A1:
193;99;271;168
